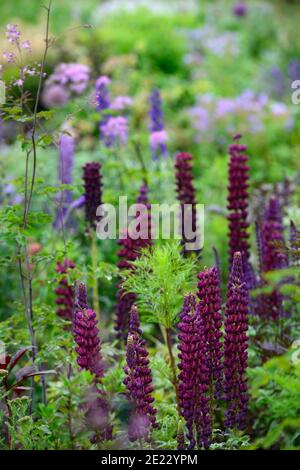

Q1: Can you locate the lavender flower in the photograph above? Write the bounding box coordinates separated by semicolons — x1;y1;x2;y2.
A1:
232;2;248;17
124;305;158;442
149;89;168;159
82;162;103;228
45;63;90;96
101;116;128;146
6;24;21;44
177;294;212;449
224;252;249;429
175;152;199;255
227;136;250;268
55;259;75;321
73;308;104;378
115;184;152;340
42;84;68;108
197;267;223;398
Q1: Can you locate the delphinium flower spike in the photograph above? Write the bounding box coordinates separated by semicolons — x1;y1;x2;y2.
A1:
224;252;249;429
123;305;158;442
55;259;75;321
82;162;103;228
149;88;168;159
227;135;250;269
197;267;223;398
115;184;152;340
175;152;200;255
95;76;111;124
54;132;74;229
177;294;212;449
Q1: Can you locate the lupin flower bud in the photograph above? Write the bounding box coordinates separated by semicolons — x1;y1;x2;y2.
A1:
175;152;200;255
73;308;104;378
124;306;158;442
177;294;212;450
227;136;250;268
82;162;102;228
55;259;75;320
75;282;88;313
115;184;152;340
197;267;223;398
224;252;249;429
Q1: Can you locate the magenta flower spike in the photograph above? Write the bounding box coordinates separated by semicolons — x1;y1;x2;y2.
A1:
177;294;212;449
55;259;75;321
73;308;104;378
175;152;199;255
123;306;158;442
224;252;249;429
82;162;103;228
197;267;223;398
227;136;250;268
115;184;152;340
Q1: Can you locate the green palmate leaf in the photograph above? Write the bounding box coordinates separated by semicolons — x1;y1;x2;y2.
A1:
121;241;197;328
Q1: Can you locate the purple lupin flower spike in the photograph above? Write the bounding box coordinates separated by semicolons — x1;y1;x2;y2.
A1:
55;259;75;321
149;88;168;159
115;184;152;340
175;152;200;255
54;133;74;229
197;267;223;398
124;305;158;442
227;136;250;269
224;252;249;429
73;308;104;378
82;162;103;228
177;294;212;450
75;282;88;314
290;221;300;264
259;196;288;319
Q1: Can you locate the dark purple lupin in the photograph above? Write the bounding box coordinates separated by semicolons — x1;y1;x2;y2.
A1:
224;252;249;429
82;162;102;228
227;136;250;269
115;184;152;340
197;267;223;398
259;196;288;319
175;152;200;255
73;308;104;378
123;305;158;442
177;294;212;449
55;259;75;320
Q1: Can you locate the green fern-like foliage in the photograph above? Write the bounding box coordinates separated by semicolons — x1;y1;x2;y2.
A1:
121;241;197;328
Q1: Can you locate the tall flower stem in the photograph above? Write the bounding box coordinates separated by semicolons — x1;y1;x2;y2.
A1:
91;233;100;322
165;327;180;412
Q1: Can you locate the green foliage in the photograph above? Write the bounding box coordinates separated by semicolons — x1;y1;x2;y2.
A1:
121;241;197;328
250;352;300;449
